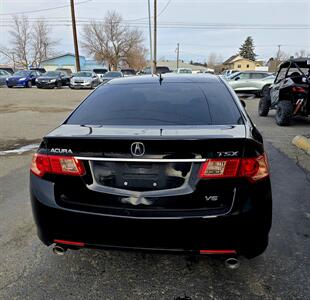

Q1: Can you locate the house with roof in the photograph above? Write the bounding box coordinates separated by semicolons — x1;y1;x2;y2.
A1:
222;55;260;71
41;53;106;72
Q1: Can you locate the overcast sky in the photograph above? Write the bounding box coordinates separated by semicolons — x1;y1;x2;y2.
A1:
0;0;309;63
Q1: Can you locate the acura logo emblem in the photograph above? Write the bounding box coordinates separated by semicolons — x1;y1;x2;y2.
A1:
131;142;145;157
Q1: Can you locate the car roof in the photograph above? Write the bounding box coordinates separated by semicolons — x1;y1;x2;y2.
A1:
105;74;221;85
280;58;310;68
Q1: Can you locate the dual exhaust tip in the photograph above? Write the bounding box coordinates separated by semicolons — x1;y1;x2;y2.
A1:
52;245;240;269
52;245;67;256
225;257;240;269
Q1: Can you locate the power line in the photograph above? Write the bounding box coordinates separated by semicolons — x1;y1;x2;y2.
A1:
110;0;172;23
158;0;173;17
1;18;309;29
0;0;92;16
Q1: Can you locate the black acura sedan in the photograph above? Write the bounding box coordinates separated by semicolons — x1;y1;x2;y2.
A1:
36;71;70;89
30;74;272;262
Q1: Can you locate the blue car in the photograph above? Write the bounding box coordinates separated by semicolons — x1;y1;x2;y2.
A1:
6;70;41;88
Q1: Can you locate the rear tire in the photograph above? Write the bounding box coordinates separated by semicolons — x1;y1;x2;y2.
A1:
258;94;271;117
276;100;293;126
7;85;13;88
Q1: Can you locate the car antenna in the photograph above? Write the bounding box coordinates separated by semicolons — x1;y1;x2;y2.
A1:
159;73;163;85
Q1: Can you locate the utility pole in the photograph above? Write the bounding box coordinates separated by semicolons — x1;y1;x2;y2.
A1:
276;44;282;60
176;43;180;69
147;0;153;75
70;0;81;72
153;0;157;73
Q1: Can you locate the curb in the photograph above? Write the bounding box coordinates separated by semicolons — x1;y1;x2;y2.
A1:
292;135;310;156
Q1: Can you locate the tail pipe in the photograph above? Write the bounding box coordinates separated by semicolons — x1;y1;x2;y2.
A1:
53;245;67;256
225;257;240;269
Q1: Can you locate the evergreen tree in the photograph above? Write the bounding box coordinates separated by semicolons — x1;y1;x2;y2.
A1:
239;36;257;61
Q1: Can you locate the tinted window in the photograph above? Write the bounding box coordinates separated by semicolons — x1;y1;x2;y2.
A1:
200;84;242;124
104;72;123;78
74;72;92;77
14;70;31;76
67;83;242;126
45;71;60;76
157;67;170;74
93;69;107;74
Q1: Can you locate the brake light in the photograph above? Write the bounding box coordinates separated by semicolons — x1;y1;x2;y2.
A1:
199;158;240;178
292;86;306;93
239;154;269;182
199;154;269;182
31;153;85;177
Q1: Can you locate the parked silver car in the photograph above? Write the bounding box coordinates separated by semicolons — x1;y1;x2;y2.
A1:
70;71;100;89
226;71;275;96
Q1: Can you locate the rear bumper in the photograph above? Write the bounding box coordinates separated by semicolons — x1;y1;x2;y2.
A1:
36;82;56;88
70;82;92;88
30;174;272;256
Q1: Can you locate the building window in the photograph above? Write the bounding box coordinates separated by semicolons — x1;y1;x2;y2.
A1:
247;64;250;68
237;64;241;68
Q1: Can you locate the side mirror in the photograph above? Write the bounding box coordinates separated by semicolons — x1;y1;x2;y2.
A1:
240;99;246;108
234;76;240;81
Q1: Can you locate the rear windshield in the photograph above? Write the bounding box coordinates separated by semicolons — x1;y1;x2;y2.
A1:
66;82;242;126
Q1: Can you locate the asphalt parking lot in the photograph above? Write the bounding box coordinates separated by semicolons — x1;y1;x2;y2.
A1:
0;87;310;299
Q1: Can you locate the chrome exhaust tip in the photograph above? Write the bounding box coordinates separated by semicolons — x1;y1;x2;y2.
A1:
225;257;240;269
53;245;67;256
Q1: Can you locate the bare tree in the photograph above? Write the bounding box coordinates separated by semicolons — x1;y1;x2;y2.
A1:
275;48;289;62
8;15;31;68
82;11;147;70
0;15;58;68
31;20;58;67
294;49;309;58
125;46;147;70
207;52;223;68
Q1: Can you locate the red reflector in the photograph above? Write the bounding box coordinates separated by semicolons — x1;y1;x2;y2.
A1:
200;250;236;254
31;154;85;177
54;239;85;247
292;86;306;93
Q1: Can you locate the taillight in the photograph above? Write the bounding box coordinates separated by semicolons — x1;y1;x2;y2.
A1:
199;158;240;178
292;86;306;93
31;153;85;177
199;154;269;182
239;154;269;182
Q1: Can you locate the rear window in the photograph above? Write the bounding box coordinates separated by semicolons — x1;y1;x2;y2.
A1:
66;83;242;126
